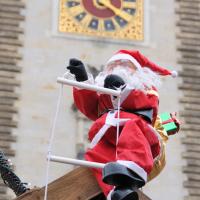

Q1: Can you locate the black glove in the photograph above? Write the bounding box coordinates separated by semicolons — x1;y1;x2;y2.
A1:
67;58;88;82
104;74;125;90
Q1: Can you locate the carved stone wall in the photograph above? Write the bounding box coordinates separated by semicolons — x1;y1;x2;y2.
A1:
0;0;25;198
176;0;200;199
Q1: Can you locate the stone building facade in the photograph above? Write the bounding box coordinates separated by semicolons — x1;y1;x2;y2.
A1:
0;0;199;199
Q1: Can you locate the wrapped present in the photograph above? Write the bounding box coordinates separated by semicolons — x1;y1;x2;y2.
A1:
160;112;180;135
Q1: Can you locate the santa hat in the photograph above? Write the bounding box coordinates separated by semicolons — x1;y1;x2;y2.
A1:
106;50;178;78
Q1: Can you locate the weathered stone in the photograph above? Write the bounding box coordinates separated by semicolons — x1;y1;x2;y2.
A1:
0;64;21;72
0;0;25;8
0;24;23;33
0;77;20;86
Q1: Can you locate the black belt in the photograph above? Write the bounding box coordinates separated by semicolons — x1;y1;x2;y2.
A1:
99;108;153;123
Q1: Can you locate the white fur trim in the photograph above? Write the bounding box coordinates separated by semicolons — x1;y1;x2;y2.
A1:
171;70;178;78
107;188;114;200
71;73;94;90
119;86;132;105
106;53;142;70
117;160;147;182
90;111;130;148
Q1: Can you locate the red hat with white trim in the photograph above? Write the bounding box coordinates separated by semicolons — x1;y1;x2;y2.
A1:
106;50;178;77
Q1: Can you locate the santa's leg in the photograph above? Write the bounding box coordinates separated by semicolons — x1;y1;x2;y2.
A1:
90;168;113;198
102;120;158;200
91;168;139;200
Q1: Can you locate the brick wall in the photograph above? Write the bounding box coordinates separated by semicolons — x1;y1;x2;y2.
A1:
0;0;25;198
176;0;200;199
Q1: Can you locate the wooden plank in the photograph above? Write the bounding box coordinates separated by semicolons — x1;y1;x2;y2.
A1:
178;57;200;65
15;167;151;200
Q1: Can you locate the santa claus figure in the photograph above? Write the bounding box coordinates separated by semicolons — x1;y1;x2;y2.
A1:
66;50;178;200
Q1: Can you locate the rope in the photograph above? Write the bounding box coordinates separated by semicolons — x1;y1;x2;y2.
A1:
44;84;63;200
115;95;121;159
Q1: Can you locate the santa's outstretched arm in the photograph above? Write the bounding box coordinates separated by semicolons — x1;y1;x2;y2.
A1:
66;58;99;121
73;88;99;121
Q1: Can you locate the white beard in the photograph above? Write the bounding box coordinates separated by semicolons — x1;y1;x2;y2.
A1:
95;66;161;92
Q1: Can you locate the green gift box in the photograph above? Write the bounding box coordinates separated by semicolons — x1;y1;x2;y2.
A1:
160;112;177;134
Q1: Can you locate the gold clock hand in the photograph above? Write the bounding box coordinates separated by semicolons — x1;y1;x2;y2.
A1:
99;0;132;22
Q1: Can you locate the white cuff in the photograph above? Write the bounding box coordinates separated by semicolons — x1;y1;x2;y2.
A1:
68;72;94;90
107;188;114;200
117;160;147;182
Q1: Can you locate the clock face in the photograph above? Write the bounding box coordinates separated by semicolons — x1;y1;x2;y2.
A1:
59;0;144;41
66;0;136;32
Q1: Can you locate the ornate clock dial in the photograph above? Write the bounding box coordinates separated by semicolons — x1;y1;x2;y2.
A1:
65;0;137;32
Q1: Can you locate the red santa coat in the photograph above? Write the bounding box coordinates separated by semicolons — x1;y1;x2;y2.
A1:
73;86;160;196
